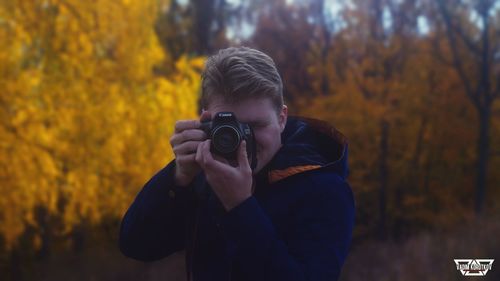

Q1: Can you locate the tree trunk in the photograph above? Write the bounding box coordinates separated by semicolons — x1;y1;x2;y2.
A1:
475;107;490;215
72;223;86;253
192;0;216;55
378;119;389;240
34;205;51;260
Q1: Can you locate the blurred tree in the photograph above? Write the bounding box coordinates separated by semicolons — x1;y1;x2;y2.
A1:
298;0;493;240
154;0;237;63
248;1;316;104
431;0;500;216
335;0;422;240
242;0;344;106
0;0;203;262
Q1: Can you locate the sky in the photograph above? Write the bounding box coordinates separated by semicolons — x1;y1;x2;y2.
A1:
174;0;499;40
225;0;347;41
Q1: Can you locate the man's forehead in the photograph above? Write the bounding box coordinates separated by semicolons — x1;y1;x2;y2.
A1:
207;97;274;122
214;109;271;124
237;114;270;124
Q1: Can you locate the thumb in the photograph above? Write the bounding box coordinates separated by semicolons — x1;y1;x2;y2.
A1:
238;140;250;170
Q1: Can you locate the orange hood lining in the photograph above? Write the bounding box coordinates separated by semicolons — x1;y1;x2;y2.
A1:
268;165;322;184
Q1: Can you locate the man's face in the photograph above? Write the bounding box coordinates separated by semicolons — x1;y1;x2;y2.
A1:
205;97;288;174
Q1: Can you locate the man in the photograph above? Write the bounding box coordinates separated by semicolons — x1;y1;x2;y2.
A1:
119;47;355;281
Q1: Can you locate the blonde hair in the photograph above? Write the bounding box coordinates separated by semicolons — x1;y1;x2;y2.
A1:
201;47;283;113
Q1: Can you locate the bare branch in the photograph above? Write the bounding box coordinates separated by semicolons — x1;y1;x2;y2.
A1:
437;0;479;108
351;67;374;100
477;0;493;107
453;23;481;57
430;36;454;66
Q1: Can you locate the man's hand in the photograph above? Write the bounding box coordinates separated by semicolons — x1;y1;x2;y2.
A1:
170;112;211;187
195;139;253;211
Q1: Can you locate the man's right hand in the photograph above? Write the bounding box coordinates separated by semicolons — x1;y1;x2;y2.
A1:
169;111;211;187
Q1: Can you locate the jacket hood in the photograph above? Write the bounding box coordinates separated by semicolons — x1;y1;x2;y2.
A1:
260;116;349;184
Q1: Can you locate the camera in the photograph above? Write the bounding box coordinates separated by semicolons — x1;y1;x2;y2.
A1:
200;112;257;170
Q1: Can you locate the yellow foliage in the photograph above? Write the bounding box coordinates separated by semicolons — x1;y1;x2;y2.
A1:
0;0;204;250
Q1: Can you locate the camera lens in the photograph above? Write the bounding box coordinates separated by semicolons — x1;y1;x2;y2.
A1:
212;125;240;154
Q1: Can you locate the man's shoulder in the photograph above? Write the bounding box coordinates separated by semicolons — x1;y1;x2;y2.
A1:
274;169;355;224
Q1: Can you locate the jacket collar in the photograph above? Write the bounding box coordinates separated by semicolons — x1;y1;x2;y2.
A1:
256;116;349;185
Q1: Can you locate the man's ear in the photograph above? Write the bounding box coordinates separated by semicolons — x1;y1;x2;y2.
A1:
278;105;288;133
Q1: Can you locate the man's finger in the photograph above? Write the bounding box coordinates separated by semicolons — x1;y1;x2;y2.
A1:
173;140;202;155
200;140;213;167
170;129;207;146
238;140;250;170
175;120;201;133
176;153;197;165
202;140;227;171
195;141;204;168
213;153;231;166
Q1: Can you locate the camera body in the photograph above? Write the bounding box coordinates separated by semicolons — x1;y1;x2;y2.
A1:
200;112;257;170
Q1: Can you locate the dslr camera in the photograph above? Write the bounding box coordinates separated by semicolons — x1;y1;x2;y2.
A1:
200;112;257;170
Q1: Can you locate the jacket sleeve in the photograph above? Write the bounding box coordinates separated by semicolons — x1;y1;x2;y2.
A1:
220;172;355;281
119;160;196;261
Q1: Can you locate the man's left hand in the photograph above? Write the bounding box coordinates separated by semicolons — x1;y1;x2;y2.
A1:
195;139;253;211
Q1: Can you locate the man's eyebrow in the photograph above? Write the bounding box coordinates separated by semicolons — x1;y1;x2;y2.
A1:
246;119;269;126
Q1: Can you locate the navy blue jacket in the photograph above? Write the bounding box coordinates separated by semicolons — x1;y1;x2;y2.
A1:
119;116;355;281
